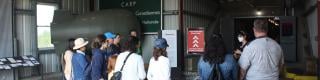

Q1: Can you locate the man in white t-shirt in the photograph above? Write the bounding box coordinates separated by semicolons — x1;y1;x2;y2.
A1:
239;19;284;80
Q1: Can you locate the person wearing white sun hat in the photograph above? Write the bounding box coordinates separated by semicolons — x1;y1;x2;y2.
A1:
72;38;89;80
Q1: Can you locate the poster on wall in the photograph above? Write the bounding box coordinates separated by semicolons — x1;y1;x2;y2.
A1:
100;0;161;32
162;30;178;67
187;28;205;54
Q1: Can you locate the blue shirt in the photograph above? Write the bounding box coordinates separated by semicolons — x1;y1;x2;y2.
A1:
72;50;89;80
91;48;107;80
198;54;238;80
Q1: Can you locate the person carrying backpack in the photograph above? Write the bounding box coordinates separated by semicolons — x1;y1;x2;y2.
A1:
198;34;238;80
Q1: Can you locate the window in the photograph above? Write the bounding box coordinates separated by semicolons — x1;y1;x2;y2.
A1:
37;4;57;48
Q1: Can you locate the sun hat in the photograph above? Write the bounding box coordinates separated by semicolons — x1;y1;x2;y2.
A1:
73;38;89;50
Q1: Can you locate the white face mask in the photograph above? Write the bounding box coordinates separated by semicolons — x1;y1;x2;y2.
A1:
238;37;244;42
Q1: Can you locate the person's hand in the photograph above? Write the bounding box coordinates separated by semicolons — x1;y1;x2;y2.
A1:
101;42;108;50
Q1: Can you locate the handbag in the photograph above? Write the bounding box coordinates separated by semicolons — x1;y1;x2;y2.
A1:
110;52;133;80
208;64;224;80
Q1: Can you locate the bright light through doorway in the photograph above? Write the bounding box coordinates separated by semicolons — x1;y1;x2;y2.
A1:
37;4;56;48
37;4;56;26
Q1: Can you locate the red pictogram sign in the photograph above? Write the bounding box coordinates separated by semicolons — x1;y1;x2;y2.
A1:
187;28;205;53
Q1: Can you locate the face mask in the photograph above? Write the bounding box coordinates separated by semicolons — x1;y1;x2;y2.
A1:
238;37;244;42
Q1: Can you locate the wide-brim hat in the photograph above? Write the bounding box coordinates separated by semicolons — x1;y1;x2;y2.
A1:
73;38;89;50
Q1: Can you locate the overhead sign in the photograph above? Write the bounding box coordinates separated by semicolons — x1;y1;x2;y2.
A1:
100;0;161;32
187;28;205;53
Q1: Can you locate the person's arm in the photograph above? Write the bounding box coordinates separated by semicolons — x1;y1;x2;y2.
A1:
238;47;252;80
137;56;146;80
114;55;122;72
163;58;171;80
91;51;103;80
239;68;247;80
147;58;153;80
231;57;239;80
279;50;285;79
197;57;202;79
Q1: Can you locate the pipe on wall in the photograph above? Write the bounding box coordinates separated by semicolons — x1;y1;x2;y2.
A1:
317;0;320;77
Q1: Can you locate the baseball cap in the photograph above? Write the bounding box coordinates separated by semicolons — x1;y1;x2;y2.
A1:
104;32;116;39
154;38;169;48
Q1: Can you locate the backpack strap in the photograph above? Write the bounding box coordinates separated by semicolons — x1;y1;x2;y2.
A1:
120;52;133;71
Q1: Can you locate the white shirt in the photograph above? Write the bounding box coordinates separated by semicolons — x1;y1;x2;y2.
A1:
114;51;146;80
239;37;284;80
76;50;86;55
147;56;171;80
64;50;73;80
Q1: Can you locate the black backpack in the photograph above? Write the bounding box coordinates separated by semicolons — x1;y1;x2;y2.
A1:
208;64;224;80
111;52;133;80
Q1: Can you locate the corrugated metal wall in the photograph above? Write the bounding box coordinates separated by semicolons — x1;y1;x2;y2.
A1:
306;0;318;58
183;0;219;28
38;49;60;73
15;0;39;78
61;0;90;14
182;0;221;76
0;0;14;79
164;0;179;30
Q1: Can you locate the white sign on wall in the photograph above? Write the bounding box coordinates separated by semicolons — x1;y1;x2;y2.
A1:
162;30;178;67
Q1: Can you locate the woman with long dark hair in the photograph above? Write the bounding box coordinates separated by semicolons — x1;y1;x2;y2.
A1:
114;36;146;80
147;38;170;80
62;38;75;80
90;34;107;80
234;31;250;60
198;34;238;80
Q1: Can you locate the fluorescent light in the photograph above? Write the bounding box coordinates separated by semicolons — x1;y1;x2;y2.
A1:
256;11;262;16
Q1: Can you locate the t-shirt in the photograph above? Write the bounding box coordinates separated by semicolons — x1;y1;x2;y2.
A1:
114;51;146;80
239;37;284;80
147;56;171;80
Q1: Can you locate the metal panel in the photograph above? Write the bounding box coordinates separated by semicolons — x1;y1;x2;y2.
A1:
16;15;37;56
0;0;14;80
183;0;219;28
16;0;34;10
142;35;158;63
16;14;38;78
164;15;179;30
62;0;90;14
164;0;179;10
39;51;59;73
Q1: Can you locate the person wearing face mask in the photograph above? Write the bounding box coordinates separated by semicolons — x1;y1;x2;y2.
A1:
233;31;249;60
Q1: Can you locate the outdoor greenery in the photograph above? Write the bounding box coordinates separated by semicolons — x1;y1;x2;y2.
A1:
37;31;52;48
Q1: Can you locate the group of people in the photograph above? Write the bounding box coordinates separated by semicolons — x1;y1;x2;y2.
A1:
60;19;285;80
198;19;285;80
61;30;171;80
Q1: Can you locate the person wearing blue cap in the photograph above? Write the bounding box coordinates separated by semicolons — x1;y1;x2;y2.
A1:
104;32;116;45
147;38;171;80
103;32;121;57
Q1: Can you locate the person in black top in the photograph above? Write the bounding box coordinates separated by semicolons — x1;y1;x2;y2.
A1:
233;31;249;60
113;33;122;54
